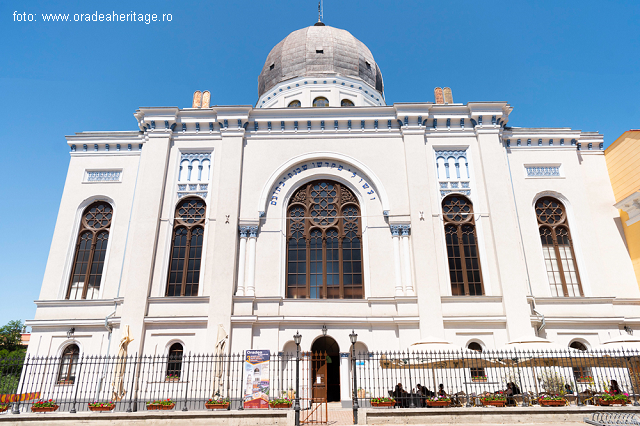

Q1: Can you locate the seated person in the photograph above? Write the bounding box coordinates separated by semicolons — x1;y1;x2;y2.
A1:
394;383;408;407
415;383;425;407
564;383;573;394
438;384;447;397
505;382;516;406
610;379;622;395
422;385;434;398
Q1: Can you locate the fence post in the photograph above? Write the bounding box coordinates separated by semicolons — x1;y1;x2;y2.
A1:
11;354;29;415
622;349;640;406
238;353;244;411
126;353;138;413
182;353;191;411
70;354;84;413
462;350;471;407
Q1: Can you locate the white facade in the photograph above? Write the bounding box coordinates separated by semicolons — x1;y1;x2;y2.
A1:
26;24;640;406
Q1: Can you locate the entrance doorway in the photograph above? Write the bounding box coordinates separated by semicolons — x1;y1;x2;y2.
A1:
311;336;341;402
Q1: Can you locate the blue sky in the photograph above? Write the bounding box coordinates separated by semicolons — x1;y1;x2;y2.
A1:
0;0;638;326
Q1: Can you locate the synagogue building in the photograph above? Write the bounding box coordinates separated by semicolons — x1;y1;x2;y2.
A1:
27;22;640;405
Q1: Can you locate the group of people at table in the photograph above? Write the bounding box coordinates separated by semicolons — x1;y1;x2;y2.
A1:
388;380;625;407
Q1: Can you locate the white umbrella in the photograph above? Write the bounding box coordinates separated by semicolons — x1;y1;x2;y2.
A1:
212;324;228;397
409;336;465;353
593;335;640;352
111;325;134;401
500;335;574;352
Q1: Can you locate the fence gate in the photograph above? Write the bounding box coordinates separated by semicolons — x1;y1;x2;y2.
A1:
301;351;328;424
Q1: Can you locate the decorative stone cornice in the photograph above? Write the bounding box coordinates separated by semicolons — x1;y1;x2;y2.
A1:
615;190;640;226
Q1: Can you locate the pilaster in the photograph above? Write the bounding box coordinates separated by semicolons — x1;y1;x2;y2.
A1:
204;120;249;348
118;132;172;353
399;125;446;340
474;127;535;339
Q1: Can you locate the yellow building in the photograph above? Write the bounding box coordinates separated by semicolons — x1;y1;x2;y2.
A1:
605;130;640;286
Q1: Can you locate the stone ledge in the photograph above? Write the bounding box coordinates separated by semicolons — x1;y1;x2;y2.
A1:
0;410;292;426
362;405;640;425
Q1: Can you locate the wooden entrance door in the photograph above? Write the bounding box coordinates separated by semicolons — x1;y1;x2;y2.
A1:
312;351;327;401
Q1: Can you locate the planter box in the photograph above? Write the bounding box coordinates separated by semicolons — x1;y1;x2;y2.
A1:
576;378;593;384
599;399;627;406
31;405;59;413
89;405;115;412
147;403;175;410
371;401;395;407
426;400;451;407
481;400;506;407
205;403;230;410
269;403;292;409
472;378;488;383
165;377;180;382
539;399;566;407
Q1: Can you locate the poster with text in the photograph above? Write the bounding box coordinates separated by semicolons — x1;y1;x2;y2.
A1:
243;349;270;409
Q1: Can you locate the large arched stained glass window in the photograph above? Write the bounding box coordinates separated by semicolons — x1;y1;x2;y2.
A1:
166;198;206;297
67;202;113;300
442;195;484;296
286;181;363;299
535;197;583;297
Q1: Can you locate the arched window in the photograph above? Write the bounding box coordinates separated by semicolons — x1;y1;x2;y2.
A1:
287;181;363;299
166;198;206;297
535;197;583;297
166;343;183;380
67;202;113;300
341;99;354;107
442;195;484;296
288;100;301;108
313;97;329;107
467;342;485;379
57;344;80;384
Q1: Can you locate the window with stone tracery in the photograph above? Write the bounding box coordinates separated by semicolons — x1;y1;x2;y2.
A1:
166;198;206;297
67;202;113;300
286;181;363;299
535;197;583;297
442;195;484;296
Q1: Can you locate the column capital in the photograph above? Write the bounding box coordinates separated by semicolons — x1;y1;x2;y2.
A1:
248;226;258;238
239;226;250;238
390;225;401;237
400;224;411;236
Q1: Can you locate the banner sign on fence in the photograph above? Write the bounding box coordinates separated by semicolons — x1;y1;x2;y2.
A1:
243;349;270;409
0;392;40;403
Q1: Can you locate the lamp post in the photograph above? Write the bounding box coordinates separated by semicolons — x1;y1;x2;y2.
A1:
350;329;358;425
294;331;302;426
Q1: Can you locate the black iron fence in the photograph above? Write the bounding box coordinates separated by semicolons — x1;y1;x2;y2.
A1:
1;348;640;415
0;352;299;413
353;348;640;408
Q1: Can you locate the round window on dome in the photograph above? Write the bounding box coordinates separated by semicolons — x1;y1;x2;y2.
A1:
341;99;354;107
313;97;329;107
288;100;301;108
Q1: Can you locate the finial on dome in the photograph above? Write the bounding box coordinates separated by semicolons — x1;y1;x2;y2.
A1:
315;0;325;26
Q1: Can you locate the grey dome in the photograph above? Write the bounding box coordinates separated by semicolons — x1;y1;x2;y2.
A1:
258;25;384;97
